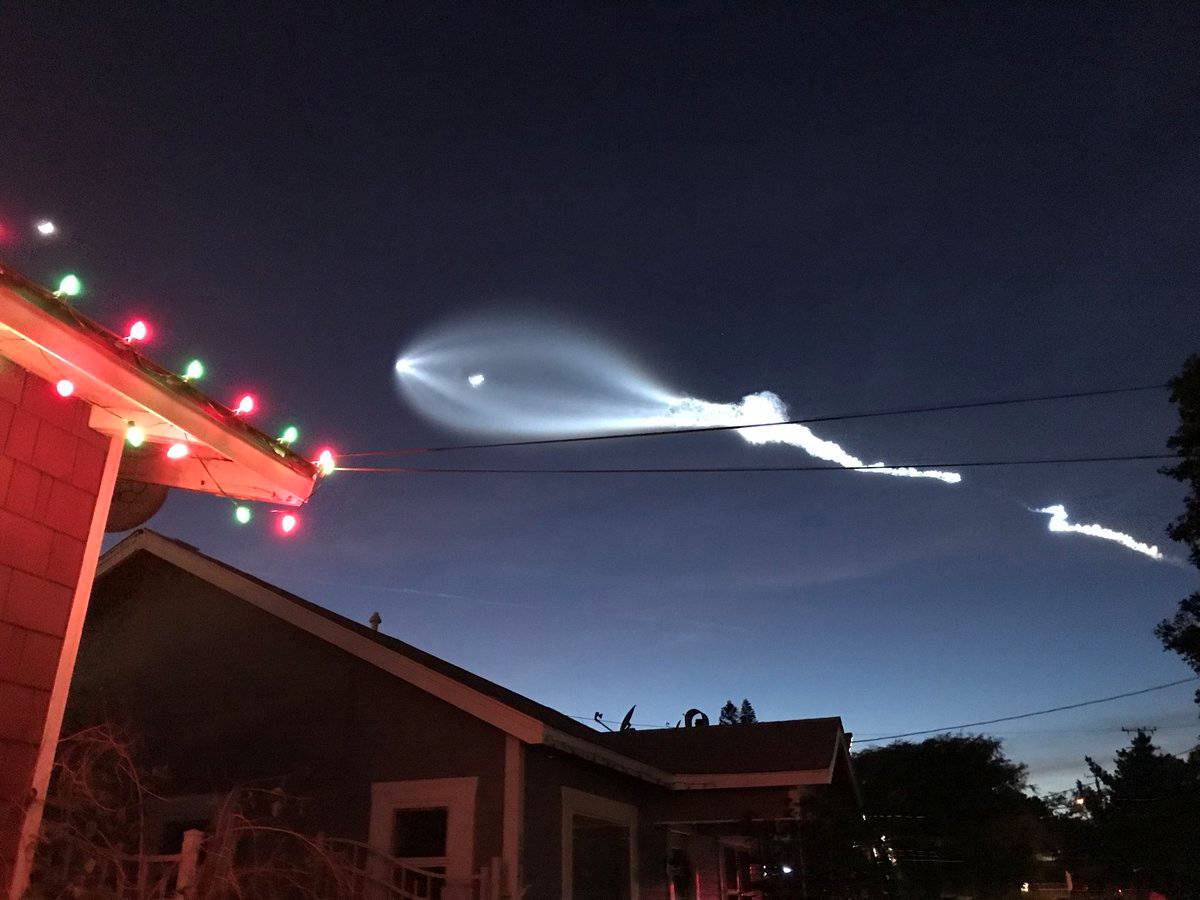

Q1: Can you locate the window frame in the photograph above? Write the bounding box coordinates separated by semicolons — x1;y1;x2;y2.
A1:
369;777;478;882
560;786;639;900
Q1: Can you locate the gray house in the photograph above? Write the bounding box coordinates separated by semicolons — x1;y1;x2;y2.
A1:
64;529;863;899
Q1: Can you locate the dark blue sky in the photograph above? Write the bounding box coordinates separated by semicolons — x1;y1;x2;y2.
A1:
3;3;1198;791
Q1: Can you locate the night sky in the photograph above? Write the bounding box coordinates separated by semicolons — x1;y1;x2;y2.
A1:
3;4;1198;792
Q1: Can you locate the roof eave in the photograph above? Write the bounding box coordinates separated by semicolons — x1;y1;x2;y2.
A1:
0;275;315;506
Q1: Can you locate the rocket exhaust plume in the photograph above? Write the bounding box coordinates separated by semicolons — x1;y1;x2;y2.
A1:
662;393;960;483
392;315;1170;563
393;314;960;484
1035;504;1163;560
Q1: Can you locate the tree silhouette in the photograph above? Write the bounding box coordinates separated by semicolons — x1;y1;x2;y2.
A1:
1156;355;1200;702
739;699;757;724
1075;730;1200;895
854;734;1048;898
718;700;740;725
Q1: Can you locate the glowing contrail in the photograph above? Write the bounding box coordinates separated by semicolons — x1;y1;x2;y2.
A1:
1035;504;1163;560
390;315;1175;563
393;316;961;484
660;392;961;483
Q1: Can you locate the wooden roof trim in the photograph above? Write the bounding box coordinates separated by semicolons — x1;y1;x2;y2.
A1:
0;270;314;505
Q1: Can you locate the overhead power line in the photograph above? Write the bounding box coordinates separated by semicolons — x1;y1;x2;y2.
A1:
342;382;1168;458
852;676;1200;745
338;452;1177;475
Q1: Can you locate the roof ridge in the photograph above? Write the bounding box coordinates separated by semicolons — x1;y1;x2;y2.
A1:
100;529;602;743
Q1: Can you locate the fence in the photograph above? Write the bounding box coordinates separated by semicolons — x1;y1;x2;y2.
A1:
68;829;506;899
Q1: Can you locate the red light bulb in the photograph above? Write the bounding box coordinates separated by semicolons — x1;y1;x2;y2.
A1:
280;513;298;534
125;320;149;343
234;394;255;415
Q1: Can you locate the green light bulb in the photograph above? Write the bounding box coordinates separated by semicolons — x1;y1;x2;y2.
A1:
125;424;145;448
57;274;82;297
279;425;299;445
183;359;205;380
234;505;252;525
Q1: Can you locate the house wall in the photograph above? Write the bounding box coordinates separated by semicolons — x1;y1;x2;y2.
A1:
655;785;795;825
0;361;114;891
67;552;509;868
523;743;670;900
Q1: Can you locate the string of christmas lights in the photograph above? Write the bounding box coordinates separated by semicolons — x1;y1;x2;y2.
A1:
12;217;337;536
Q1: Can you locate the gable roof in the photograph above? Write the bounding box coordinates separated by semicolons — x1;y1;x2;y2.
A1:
97;529;850;791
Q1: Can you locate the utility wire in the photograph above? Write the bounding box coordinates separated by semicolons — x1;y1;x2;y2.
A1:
852;676;1200;745
341;383;1168;458
573;681;1200;734
338;452;1177;475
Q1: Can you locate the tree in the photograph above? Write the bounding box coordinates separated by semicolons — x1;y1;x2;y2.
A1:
854;735;1050;898
719;700;740;725
739;699;758;725
1157;355;1200;700
1074;730;1200;896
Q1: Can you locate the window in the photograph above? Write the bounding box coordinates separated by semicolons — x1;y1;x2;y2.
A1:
561;788;638;900
392;807;449;861
573;815;631;900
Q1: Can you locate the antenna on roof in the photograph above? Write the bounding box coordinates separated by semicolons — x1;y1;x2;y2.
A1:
593;712;614;732
369;612;382;631
619;705;636;732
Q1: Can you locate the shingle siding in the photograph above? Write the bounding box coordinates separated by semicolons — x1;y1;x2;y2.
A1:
0;362;107;882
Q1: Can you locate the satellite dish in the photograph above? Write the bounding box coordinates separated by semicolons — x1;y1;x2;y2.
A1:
619;705;636;732
105;478;169;532
683;709;710;728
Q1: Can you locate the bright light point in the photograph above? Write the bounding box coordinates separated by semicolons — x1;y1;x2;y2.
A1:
126;320;149;342
55;379;74;398
1036;504;1163;560
395;358;416;375
183;359;205;380
782;866;793;875
280;513;298;534
234;505;252;525
279;425;299;444
166;442;189;460
316;448;336;476
57;274;82;297
125;424;145;448
467;372;485;388
36;220;56;236
234;394;255;415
